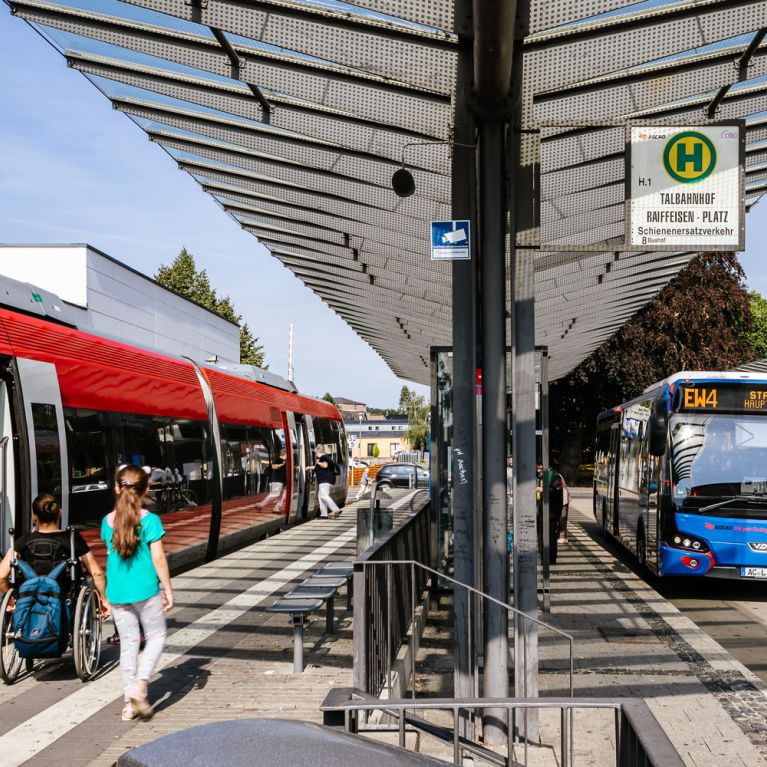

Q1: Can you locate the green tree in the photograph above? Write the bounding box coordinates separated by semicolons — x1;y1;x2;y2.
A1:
372;444;380;458
322;392;336;405
156;248;266;367
550;252;754;481
399;385;429;452
746;291;767;359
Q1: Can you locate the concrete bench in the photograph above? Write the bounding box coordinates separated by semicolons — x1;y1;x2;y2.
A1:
264;597;323;672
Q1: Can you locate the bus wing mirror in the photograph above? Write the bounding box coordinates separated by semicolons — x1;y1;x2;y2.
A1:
648;403;667;456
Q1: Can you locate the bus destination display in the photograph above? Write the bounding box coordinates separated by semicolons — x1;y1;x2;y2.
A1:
677;384;767;413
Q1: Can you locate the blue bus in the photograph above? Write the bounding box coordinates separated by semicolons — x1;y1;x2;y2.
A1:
594;371;767;578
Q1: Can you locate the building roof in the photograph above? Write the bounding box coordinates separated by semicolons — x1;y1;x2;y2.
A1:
7;2;767;382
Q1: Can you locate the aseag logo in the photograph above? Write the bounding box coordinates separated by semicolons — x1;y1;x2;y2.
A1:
663;131;717;183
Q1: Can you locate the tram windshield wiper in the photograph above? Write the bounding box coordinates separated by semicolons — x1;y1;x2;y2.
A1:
697;496;767;513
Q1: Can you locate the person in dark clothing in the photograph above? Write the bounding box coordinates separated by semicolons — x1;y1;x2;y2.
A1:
0;494;108;613
314;447;340;518
536;465;564;564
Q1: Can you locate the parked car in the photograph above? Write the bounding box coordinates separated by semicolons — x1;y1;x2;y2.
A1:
374;463;429;490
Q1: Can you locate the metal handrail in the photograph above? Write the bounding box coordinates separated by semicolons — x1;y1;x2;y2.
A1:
321;693;686;767
362;558;575;700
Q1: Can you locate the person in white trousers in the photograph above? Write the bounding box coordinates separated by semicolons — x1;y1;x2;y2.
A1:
314;448;341;518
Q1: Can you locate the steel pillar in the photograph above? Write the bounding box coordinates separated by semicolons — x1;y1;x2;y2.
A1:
451;3;478;722
541;348;551;614
480;118;509;745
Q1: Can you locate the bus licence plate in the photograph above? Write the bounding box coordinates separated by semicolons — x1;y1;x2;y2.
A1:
741;567;767;579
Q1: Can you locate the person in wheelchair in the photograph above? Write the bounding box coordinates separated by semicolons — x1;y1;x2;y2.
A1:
0;494;108;614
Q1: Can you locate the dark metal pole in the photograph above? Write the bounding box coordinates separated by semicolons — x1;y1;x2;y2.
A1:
451;0;477;723
480;118;509;745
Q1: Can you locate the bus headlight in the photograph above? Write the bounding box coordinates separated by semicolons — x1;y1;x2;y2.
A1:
669;533;709;553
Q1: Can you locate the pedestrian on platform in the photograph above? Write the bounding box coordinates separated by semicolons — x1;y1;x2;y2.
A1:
355;465;371;501
0;494;108;611
536;464;564;564
102;464;173;722
314;447;341;518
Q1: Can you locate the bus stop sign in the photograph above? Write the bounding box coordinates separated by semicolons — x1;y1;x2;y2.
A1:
628;124;744;251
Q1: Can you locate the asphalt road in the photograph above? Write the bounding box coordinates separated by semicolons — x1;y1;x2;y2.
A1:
570;487;767;685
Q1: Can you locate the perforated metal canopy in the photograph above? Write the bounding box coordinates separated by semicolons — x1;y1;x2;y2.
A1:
6;0;766;382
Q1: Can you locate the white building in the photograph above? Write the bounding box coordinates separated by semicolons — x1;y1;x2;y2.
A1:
0;244;240;362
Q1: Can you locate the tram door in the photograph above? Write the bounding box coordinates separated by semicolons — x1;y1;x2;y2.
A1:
0;376;16;555
15;359;70;531
285;411;301;523
302;415;318;518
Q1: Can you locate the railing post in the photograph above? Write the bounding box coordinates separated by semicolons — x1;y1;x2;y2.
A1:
352;562;367;693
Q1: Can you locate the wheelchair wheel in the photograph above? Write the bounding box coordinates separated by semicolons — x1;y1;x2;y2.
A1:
73;586;102;681
0;589;22;685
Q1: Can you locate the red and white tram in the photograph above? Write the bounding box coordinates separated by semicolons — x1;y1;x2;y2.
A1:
0;303;347;567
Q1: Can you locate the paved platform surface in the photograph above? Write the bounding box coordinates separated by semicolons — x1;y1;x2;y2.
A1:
0;490;424;767
3;486;767;766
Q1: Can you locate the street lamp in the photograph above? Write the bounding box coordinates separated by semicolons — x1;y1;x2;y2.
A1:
358;413;363;461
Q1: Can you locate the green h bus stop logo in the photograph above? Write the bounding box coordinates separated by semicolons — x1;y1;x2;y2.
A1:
663;131;716;183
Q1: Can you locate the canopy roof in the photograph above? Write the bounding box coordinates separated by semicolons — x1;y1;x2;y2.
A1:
7;0;767;382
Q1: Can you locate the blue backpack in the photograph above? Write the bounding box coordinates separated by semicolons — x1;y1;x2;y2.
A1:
12;559;70;659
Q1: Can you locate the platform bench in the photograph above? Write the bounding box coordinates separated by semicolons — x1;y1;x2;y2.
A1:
264;597;323;672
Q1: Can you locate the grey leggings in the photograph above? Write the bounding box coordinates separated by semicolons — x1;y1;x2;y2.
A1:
112;594;167;702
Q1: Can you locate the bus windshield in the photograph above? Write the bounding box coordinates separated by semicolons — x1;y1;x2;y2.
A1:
670;413;767;504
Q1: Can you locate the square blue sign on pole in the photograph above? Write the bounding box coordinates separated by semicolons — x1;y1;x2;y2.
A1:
431;220;471;260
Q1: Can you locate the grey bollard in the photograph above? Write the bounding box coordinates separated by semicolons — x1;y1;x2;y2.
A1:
292;615;305;673
117;719;450;767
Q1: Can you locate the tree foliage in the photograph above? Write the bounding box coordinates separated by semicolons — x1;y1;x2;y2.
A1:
155;248;266;367
746;290;767;360
399;385;429;452
321;392;336;405
550;252;754;481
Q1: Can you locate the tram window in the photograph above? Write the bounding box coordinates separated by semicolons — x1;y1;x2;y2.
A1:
314;418;339;462
248;426;273;494
271;428;288;490
171;420;210;507
120;414;164;470
221;424;247;500
31;403;62;497
65;410;108;489
65;409;111;526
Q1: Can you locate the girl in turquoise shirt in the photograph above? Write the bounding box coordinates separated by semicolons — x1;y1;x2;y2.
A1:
102;464;174;721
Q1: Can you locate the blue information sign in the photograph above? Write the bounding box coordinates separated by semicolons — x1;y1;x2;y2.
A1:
431;220;471;261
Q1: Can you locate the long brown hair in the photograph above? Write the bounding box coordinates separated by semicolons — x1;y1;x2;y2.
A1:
112;464;149;559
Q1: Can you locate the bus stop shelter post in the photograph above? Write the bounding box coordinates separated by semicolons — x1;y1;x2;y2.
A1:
451;2;478;738
480;117;510;745
510;0;539;733
541;348;551;614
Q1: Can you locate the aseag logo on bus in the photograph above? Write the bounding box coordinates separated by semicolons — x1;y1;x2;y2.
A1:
663;131;717;184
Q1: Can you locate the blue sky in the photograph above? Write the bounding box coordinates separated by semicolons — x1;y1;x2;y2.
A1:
2;9;767;408
0;12;429;407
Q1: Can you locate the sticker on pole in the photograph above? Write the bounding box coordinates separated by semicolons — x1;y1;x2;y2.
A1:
431;220;471;260
628;124;744;251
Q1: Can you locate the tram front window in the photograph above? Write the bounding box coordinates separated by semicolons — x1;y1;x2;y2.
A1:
671;414;767;507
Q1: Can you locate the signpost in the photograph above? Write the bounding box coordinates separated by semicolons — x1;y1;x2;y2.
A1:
628;124;744;251
431;220;471;260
